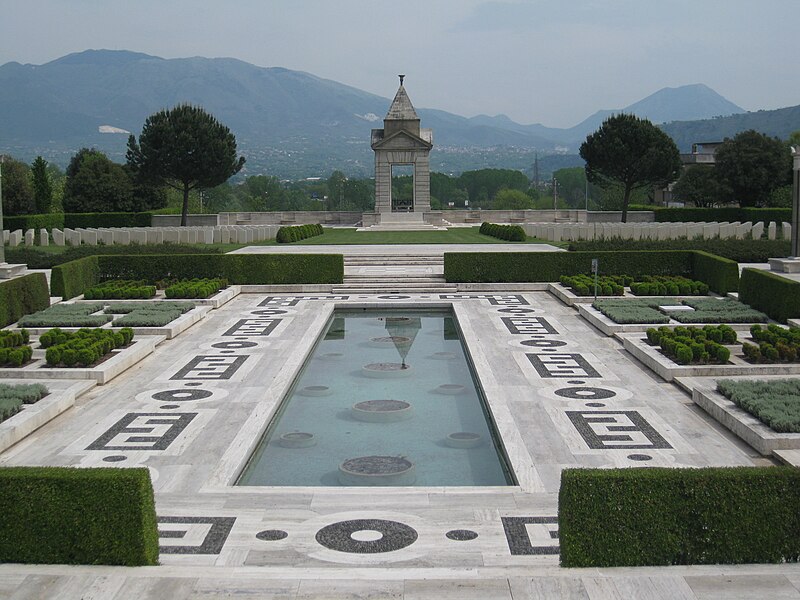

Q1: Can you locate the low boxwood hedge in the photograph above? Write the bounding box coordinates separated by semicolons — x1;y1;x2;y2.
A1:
739;268;800;323
559;466;800;567
7;243;224;270
479;222;526;242
276;224;323;243
444;250;739;294
569;238;791;263
164;278;227;299
0;272;50;328
0;466;158;565
83;279;156;300
51;254;344;299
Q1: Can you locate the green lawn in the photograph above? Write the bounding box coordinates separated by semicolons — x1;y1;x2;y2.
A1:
292;226;564;246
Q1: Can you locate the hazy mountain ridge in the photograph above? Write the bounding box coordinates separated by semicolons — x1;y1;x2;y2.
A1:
1;49;795;176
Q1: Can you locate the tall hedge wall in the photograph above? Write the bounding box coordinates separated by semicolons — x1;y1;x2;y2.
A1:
0;272;50;327
2;212;154;231
654;207;792;224
559;467;800;567
3;213;65;231
0;467;159;565
443;250;739;294
739;268;800;323
50;255;101;300
51;253;344;298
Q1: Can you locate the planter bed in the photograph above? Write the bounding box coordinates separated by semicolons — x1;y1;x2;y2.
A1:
620;333;800;381
576;303;762;337
0;335;165;384
683;377;800;456
0;379;95;453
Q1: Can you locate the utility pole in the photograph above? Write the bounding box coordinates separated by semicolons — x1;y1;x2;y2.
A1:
552;176;558;212
0;156;4;265
792;146;799;258
532;153;540;189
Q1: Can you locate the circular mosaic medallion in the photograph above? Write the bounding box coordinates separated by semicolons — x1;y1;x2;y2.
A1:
220;350;235;354
362;362;412;378
520;339;567;348
628;454;653;462
212;341;258;350
434;384;466;396
555;387;616;400
498;308;537;314
277;432;316;448
251;309;288;316
429;351;458;360
445;432;483;449
352;400;413;423
446;529;478;541
152;389;214;402
184;382;203;387
378;295;411;300
585;402;606;408
298;385;333;397
160;404;180;410
338;456;416;486
103;455;127;463
256;529;288;541
568;380;585;385
315;519;418;553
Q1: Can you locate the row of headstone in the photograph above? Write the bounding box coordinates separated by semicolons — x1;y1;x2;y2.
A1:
2;225;281;247
521;221;790;243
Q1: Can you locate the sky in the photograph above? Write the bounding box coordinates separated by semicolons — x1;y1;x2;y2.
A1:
1;0;799;128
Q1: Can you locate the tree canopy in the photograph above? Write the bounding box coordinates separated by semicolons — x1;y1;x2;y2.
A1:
127;104;245;225
580;113;681;222
63;149;134;213
714;129;792;207
0;156;34;216
31;156;53;214
672;165;732;208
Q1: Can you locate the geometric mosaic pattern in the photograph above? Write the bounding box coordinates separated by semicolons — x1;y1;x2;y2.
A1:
566;410;672;450
158;516;237;554
86;412;196;451
501;516;559;555
222;318;281;337
171;355;248;380
526;353;601;378
439;294;529;306
501;316;558;335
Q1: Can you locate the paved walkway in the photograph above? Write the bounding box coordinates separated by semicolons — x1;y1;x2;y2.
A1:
229;243;565;255
0;288;795;599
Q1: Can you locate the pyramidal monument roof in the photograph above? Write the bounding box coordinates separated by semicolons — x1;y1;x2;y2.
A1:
385;75;419;121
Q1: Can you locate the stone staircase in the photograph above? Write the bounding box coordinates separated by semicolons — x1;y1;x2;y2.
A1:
332;253;457;294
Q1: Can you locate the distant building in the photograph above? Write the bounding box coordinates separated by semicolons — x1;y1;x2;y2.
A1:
655;140;723;205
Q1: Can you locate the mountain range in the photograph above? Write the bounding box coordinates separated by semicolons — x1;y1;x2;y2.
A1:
0;49;796;178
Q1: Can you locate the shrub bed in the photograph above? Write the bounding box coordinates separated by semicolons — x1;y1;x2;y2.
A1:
105;302;195;327
0;466;159;565
479;222;526;242
592;298;674;324
0;383;48;422
444;250;739;294
742;324;800;363
0;329;33;367
568;238;790;263
559;466;800;567
630;276;708;296
0;272;50;328
739;268;800;324
645;325;735;365
83;280;156;300
276;223;323;243
675;298;767;324
717;379;800;433
164;278;227;299
41;327;134;367
18;303;112;328
559;274;629;296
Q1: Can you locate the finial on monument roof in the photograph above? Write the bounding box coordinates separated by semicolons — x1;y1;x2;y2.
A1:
399;74;405;86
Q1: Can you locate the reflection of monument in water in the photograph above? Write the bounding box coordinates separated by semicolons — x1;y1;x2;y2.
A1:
361;76;444;230
384;315;422;367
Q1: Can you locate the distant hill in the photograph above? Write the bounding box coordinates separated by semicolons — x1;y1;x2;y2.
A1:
0;49;765;177
660;105;800;151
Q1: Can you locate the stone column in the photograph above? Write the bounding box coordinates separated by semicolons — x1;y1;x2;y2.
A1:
792;146;799;258
374;155;391;214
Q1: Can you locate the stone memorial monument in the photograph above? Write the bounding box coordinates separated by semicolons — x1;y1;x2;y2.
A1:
769;146;800;272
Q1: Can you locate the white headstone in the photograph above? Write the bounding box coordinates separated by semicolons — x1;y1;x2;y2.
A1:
8;230;22;247
24;229;35;246
52;228;65;246
39;229;49;246
768;221;777;240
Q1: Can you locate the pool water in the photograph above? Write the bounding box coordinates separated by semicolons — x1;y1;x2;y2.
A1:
237;308;515;486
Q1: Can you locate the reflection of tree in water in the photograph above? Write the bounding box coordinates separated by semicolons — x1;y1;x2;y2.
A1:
324;317;346;341
443;317;458;341
384;316;421;367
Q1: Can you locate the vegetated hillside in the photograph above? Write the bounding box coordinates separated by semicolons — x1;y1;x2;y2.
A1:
660;105;800;151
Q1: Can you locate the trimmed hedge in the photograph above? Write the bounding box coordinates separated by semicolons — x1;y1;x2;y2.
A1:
64;212;153;229
0;272;50;327
6;243;224;270
444;250;739;294
3;213;64;231
569;238;791;263
0;466;158;565
51;256;101;300
165;278;227;299
276;224;323;243
559;467;800;567
83;279;156;300
739;268;800;323
479;222;527;242
653;207;792;223
51;253;343;298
